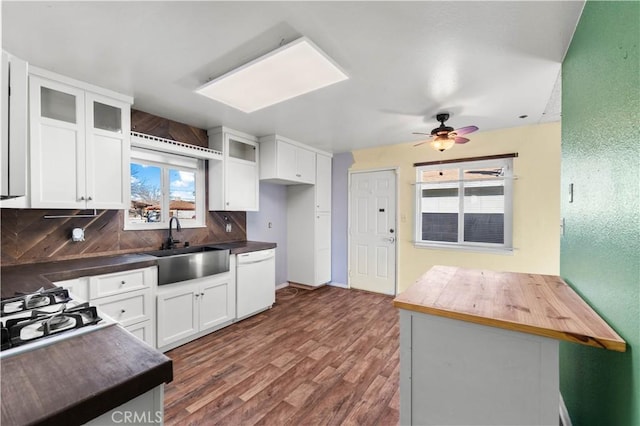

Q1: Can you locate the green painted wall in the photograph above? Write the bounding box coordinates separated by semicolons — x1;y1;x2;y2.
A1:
560;1;640;425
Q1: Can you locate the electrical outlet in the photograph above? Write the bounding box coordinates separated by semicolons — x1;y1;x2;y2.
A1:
225;223;232;233
268;222;272;229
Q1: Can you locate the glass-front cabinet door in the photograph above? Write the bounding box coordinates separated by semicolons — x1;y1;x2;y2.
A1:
85;92;130;209
224;133;259;211
29;72;131;209
30;75;87;208
227;136;257;163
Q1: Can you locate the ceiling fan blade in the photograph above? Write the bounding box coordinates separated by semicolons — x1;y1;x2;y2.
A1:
454;125;479;136
454;137;470;144
412;132;432;136
413;140;430;146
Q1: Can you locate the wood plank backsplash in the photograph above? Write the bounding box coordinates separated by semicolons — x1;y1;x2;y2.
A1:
1;110;247;266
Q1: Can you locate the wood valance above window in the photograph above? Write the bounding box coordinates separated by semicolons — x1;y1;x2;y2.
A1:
413;153;518;168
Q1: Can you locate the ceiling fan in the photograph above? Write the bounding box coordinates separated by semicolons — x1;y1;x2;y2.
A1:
413;113;479;152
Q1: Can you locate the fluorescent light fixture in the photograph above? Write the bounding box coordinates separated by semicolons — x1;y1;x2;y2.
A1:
195;37;348;113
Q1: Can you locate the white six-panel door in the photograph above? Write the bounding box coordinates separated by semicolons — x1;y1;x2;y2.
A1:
349;169;397;295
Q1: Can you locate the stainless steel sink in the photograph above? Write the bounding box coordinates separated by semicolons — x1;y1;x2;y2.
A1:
146;246;230;285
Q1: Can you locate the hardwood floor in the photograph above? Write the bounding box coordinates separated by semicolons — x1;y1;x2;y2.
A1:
164;286;400;425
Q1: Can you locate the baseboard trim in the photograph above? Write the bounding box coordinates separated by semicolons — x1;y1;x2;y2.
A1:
560;393;572;426
328;282;348;289
275;282;289;290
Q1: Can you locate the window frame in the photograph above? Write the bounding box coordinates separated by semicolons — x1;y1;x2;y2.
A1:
414;157;514;253
125;148;206;231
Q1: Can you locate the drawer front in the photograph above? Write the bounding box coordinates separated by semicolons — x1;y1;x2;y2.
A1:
89;268;148;299
93;288;151;327
125;320;154;347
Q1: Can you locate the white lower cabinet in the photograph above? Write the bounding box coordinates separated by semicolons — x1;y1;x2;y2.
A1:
156;259;236;352
92;288;152;328
54;266;157;348
125;320;154;345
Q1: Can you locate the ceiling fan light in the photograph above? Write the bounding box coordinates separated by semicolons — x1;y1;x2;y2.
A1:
430;136;455;152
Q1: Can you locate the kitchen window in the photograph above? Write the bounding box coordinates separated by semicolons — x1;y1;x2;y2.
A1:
125;147;205;230
414;156;514;252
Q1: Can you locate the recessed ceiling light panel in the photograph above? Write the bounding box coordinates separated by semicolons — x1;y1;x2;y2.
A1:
195;37;348;113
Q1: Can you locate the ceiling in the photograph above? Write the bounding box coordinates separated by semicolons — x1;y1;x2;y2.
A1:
2;1;584;153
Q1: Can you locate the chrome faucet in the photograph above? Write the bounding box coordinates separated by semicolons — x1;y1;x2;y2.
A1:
165;216;182;249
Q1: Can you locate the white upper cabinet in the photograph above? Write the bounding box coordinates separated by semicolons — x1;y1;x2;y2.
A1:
1;51;28;201
259;135;316;185
208;126;259;211
29;68;132;209
315;153;332;212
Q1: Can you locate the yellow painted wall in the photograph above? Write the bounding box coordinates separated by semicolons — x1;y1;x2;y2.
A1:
350;122;561;292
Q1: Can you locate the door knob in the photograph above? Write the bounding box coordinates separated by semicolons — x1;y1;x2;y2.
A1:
385;236;395;243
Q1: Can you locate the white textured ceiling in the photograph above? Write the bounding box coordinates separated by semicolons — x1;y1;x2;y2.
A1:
2;1;583;153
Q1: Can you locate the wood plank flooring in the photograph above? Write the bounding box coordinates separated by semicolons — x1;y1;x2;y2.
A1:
164;286;400;425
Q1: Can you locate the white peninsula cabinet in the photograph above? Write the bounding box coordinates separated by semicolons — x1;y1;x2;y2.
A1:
208;126;259;211
259;135;316;184
156;257;236;352
394;266;627;426
29;67;132;209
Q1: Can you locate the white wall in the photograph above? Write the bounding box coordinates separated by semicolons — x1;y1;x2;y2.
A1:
246;182;288;285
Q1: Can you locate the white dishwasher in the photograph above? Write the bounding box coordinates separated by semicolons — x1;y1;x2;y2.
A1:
236;248;276;320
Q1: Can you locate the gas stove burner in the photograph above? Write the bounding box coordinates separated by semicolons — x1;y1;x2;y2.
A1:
1;287;71;316
1;287;116;359
6;305;103;348
25;294;50;310
36;315;74;332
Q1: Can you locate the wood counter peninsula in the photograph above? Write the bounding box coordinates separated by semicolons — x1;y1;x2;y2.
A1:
393;265;626;426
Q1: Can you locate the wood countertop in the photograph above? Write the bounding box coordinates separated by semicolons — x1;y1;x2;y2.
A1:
1;325;172;425
0;240;275;425
0;240;277;298
0;240;275;423
393;265;626;352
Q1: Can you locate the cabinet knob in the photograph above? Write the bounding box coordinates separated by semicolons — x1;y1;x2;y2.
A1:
195;293;200;298
79;196;85;201
296;174;301;177
201;292;204;296
120;309;126;314
87;196;93;201
120;280;126;285
226;202;229;206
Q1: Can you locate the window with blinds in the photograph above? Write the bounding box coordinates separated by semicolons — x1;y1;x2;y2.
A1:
414;157;513;251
